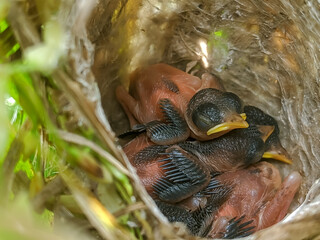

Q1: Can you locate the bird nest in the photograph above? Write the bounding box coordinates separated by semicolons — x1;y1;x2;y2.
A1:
4;0;320;239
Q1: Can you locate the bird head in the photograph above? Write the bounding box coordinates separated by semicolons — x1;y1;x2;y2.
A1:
244;105;292;164
185;88;249;140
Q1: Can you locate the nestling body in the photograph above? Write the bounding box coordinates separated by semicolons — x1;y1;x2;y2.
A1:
123;125;275;203
208;162;301;238
117;63;248;144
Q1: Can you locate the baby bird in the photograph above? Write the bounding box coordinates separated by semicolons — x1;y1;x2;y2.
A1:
156;162;301;239
208;161;301;238
123;125;274;203
116;63;248;145
155;186;236;237
244;105;292;164
153;125;275;203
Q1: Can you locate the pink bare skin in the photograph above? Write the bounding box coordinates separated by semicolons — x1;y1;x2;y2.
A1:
123;134;213;201
123;136;301;237
207;161;302;238
122;133;152;163
122;134;165;198
122;126;274;204
116;63;224;127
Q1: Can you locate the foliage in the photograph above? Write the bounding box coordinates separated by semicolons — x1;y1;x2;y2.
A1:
0;1;179;239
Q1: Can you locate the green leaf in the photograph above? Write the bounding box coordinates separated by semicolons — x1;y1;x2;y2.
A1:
0;77;10;158
0;20;8;32
207;29;229;53
5;43;20;58
14;158;34;179
11;73;48;127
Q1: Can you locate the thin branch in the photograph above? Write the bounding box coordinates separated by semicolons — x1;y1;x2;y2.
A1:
113;202;146;218
57;130;132;177
32;175;65;212
60;169;135;240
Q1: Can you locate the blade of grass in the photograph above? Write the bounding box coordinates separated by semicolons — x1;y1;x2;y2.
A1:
57;130;132;177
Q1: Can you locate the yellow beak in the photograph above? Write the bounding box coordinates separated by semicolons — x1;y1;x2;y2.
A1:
262;151;293;164
207;114;249;135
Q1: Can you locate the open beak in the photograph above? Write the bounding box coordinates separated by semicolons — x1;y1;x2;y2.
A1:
262;145;293;164
207;113;249;135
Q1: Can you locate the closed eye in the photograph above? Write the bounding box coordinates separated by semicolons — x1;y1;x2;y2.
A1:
198;114;211;125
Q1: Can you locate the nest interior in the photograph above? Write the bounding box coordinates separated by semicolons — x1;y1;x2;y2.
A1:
90;0;320;236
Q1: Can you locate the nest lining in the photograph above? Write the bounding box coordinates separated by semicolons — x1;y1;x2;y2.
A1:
91;0;320;238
